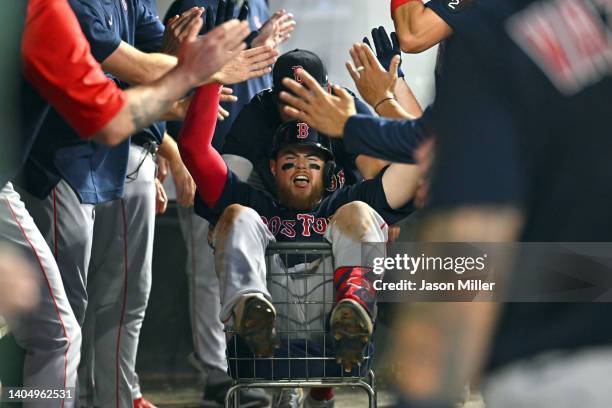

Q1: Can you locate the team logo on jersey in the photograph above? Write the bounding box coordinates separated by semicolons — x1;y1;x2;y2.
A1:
326;169;345;192
507;0;612;95
122;0;128;12
445;0;474;13
261;215;330;238
292;65;304;83
297;122;309;139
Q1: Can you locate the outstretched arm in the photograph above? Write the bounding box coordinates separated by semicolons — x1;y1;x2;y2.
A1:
344;108;434;163
347;42;420;119
23;0;249;145
278;69;433;162
391;0;452;53
178;84;227;208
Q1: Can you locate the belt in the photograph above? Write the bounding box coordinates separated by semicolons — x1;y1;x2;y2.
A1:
132;138;159;156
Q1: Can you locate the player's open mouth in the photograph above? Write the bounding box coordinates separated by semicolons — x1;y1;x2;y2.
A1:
293;174;310;188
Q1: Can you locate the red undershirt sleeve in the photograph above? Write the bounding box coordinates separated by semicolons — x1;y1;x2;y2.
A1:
22;0;127;138
178;83;227;208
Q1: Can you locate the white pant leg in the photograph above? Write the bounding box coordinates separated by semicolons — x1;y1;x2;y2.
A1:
177;206;227;372
83;145;156;408
324;202;388;270
1;182;81;408
212;207;275;322
268;256;334;343
19;179;95;327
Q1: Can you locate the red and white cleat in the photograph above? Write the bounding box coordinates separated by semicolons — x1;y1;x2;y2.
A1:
133;396;158;408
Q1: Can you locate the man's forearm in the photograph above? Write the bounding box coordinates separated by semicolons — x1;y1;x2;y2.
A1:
92;65;194;145
178;84;228;207
375;98;413;120
137;52;178;83
375;78;423;118
390;208;523;404
101;41;178;85
157;132;181;164
392;2;452;53
343;113;433;163
394;78;423;117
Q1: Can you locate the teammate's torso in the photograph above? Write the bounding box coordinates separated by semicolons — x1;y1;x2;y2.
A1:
432;0;612;373
22;0;164;204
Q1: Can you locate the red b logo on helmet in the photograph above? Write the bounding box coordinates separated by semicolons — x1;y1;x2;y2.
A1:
297;122;309;139
292;65;304;83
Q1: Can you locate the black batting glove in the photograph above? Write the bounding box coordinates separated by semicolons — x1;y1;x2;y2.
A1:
363;26;404;78
204;5;215;33
238;1;249;21
203;0;251;37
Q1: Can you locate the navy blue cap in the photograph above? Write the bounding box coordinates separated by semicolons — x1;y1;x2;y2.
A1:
270;120;334;161
272;49;328;96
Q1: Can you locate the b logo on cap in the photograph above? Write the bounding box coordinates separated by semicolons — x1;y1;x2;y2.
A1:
292;65;304;83
297;122;309;139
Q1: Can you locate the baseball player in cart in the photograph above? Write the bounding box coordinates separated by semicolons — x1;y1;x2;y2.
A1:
178;80;420;376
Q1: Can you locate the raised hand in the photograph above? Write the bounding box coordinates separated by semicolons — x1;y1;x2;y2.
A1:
177;19;250;86
346;42;399;109
251;10;296;49
213;45;278;84
279;68;356;138
162;6;204;56
363;26;404;77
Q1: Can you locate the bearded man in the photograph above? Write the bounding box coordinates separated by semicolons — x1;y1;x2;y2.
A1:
178;80;420;405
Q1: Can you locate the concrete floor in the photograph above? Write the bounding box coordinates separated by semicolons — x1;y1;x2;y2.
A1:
141;375;485;408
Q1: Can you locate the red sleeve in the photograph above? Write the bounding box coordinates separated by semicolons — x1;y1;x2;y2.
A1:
22;0;127;138
178;83;228;208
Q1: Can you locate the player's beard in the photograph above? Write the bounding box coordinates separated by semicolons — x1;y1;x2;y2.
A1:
277;182;324;211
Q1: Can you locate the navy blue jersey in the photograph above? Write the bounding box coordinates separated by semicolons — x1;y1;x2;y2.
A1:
21;0;165;203
165;0;272;148
195;167;414;244
343;107;435;163
8;81;49;190
426;0;479;97
426;0;612;372
0;3;25;189
221;89;372;195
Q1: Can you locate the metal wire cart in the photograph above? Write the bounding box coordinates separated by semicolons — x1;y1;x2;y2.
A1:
225;242;377;407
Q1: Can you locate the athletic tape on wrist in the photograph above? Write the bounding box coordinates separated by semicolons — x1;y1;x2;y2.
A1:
391;0;419;16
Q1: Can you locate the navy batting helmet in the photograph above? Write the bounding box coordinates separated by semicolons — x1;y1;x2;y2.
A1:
270;121;334;161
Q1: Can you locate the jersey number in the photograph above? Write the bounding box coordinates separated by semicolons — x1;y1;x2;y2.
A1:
447;0;460;9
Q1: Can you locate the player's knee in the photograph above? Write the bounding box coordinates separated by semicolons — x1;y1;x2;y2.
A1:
333;201;378;241
216;204;260;238
32;312;81;356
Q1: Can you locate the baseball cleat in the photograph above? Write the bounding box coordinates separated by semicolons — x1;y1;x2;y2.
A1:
330;298;373;372
133;397;158;408
238;297;279;357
